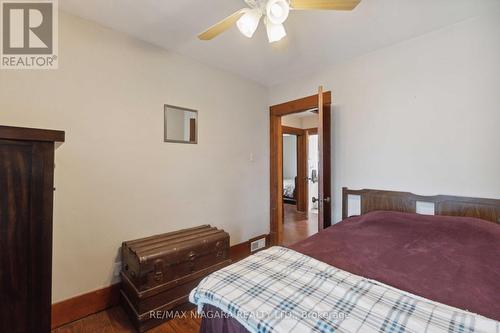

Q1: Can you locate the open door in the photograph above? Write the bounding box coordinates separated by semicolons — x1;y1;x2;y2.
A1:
269;88;332;245
317;86;332;230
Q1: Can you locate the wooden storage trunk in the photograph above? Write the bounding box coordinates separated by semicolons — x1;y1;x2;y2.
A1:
120;225;231;332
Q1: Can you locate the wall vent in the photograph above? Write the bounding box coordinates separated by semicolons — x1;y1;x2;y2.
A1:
250;238;266;252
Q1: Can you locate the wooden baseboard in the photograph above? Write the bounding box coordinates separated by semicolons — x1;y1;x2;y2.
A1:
51;283;121;329
51;234;270;329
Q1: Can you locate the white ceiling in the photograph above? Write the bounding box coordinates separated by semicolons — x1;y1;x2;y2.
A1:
60;0;500;87
284;110;318;119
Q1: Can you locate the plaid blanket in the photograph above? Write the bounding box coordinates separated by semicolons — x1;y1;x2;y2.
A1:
190;247;499;333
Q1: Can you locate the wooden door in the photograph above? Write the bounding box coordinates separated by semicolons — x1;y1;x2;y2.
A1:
318;87;332;230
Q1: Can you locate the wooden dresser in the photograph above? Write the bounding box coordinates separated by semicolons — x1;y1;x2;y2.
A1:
0;125;65;333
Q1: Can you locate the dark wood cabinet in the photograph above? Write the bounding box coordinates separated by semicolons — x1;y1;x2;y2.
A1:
0;126;64;333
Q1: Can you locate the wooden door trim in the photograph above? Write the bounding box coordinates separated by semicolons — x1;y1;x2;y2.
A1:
305;127;318;135
270;92;331;116
282;126;304;136
318;91;332;230
270;114;284;245
269;92;331;245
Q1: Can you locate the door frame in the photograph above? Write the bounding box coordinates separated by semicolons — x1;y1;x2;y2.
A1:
269;90;332;245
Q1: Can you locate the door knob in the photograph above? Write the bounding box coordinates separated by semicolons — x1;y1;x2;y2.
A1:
312;197;331;204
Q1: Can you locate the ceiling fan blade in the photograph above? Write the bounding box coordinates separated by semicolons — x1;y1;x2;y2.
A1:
198;9;246;40
290;0;361;10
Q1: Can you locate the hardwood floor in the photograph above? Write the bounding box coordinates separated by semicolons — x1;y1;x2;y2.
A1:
52;306;201;333
283;203;318;246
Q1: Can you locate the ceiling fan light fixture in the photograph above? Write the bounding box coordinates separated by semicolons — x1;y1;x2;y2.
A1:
266;18;286;43
236;8;262;38
198;0;360;42
266;0;290;25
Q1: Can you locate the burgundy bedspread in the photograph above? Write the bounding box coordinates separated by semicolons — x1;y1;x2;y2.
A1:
199;211;500;332
291;211;500;320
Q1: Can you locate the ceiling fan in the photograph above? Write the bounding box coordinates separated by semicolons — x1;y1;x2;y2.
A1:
198;0;361;43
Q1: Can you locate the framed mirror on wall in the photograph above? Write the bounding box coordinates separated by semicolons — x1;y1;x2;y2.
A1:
164;104;198;144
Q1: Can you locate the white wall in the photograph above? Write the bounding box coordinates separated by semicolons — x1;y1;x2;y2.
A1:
269;10;500;223
0;12;269;302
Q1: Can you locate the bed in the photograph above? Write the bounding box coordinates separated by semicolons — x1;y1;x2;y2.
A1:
190;188;500;332
283;177;297;204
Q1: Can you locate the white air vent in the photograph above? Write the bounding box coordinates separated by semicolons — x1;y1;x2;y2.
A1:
250;238;266;252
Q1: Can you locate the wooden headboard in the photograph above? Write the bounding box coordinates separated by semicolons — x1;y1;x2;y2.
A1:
342;187;500;224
